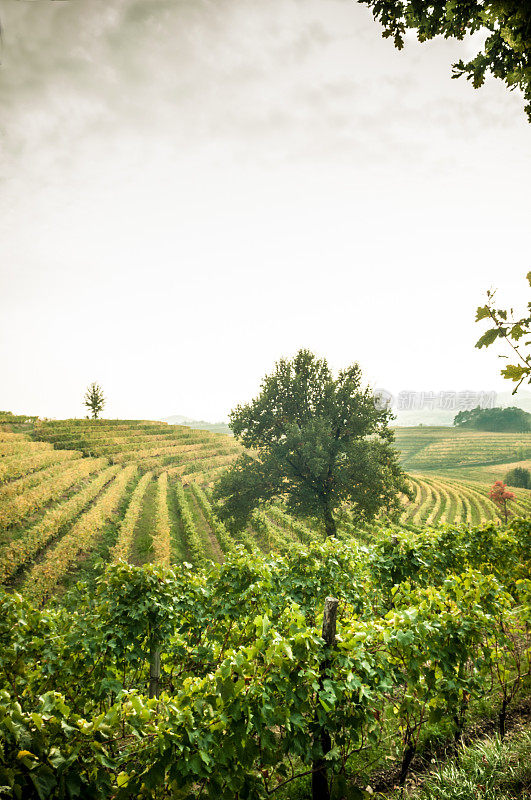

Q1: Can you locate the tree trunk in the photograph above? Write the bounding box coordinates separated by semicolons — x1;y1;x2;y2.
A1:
451;711;465;756
398;743;416;787
499;697;508;739
149;644;161;699
312;729;332;800
312;597;339;800
323;504;336;538
451;670;469;753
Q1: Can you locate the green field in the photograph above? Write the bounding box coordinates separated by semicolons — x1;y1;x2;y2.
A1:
1;416;529;603
1;416;320;601
400;473;531;526
1;412;529;798
394;425;531;472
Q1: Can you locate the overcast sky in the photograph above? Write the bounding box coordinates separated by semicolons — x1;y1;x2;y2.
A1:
1;0;530;421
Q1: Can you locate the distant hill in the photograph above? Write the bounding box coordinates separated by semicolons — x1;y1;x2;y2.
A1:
161;393;531;433
161;414;232;435
391;391;531;427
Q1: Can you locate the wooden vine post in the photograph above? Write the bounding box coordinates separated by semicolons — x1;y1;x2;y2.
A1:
312;596;339;800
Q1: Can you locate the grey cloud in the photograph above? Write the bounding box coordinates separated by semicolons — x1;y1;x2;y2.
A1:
0;0;527;190
0;0;345;165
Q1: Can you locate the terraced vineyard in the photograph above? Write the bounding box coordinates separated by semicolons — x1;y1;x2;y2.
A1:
399;473;531;526
394;425;531;471
0;418;318;601
1;415;530;603
33;418;242;479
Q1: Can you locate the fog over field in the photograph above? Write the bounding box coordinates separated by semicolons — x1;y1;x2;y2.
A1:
1;0;530;420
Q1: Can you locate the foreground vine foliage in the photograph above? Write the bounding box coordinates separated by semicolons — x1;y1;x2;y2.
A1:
0;519;529;799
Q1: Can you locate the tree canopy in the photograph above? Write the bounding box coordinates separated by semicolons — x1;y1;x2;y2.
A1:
360;1;531;120
212;349;409;537
453;405;531;432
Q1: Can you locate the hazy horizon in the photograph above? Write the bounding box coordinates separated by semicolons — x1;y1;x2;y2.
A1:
2;0;530;421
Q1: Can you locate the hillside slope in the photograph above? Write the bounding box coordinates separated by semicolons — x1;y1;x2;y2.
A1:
1;415;530;603
394;426;531;471
33;418;241;481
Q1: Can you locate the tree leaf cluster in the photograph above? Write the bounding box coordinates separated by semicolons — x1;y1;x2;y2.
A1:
360;1;531;120
475;273;531;393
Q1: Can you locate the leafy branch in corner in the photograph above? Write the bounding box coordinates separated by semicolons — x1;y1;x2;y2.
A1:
476;271;531;393
359;1;531;121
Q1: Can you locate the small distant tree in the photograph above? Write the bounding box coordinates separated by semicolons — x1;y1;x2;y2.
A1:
84;382;105;420
489;481;516;523
505;467;531;489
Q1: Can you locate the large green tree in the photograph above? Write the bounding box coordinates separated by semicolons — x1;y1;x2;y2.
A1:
213;349;409;537
359;1;531;120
